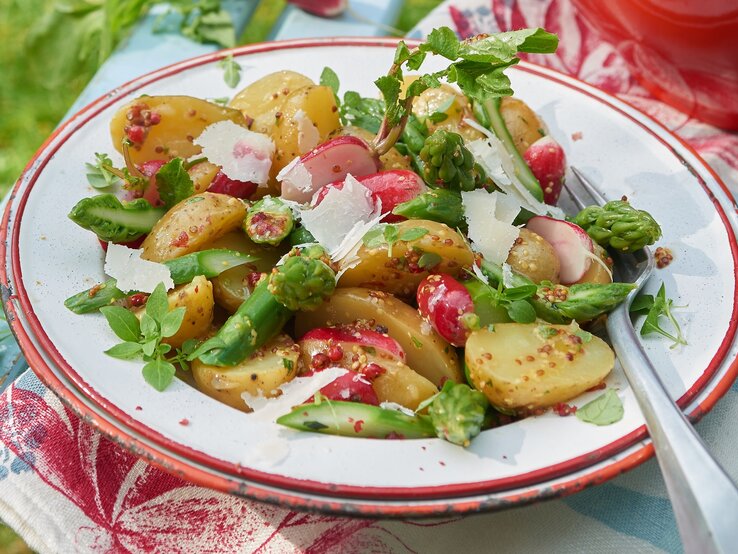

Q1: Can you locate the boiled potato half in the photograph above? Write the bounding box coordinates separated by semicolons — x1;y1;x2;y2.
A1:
406;80;484;142
207;231;287;312
141;192;247;262
295;287;463;387
339;219;474;298
371;358;438;410
466;323;614;411
110;95;248;164
133;275;214;349
229;70;315;134
506;228;561;284
192;334;300;411
499;97;546;156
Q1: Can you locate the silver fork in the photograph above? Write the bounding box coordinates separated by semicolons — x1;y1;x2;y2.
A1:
566;167;738;554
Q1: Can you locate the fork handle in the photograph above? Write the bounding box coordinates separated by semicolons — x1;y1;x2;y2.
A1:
608;307;738;554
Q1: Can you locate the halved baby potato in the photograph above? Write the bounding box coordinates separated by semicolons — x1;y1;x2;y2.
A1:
506;228;561;284
338;220;474;298
141;192;247;262
371;358;438;410
465;323;615;411
192;333;300;411
294;287;463;387
110;95;248;164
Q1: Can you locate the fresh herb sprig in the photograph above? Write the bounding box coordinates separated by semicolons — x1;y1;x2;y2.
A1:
218;54;241;88
101;282;188;391
466;267;538;324
155;158;195;209
371;27;558;155
362;224;429;258
576;389;624;426
630;283;687;348
86;153;123;190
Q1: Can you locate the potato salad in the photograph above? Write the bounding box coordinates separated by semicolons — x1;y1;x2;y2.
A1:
65;27;665;447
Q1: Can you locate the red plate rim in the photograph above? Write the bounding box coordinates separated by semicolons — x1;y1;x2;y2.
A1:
2;37;738;511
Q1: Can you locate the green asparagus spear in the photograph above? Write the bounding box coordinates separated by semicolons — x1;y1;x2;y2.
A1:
479;259;635;323
68;194;166;242
64;249;255;314
391;188;466;230
419;129;486;191
267;247;336;311
573;200;662;253
277;398;437;439
194;278;293;367
429;381;489;447
244;196;294;246
473;98;544;201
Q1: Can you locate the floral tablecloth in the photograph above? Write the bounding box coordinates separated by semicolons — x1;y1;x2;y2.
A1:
2;1;737;552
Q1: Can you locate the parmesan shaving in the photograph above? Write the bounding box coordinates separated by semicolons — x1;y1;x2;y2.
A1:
240;367;348;422
194;120;274;184
299;174;381;261
277;157;314;203
104;243;173;293
461;189;520;265
294;109;320;154
492;191;522;225
502;262;516;289
463;118;565;220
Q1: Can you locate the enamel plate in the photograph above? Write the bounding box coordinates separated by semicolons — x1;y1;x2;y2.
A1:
3;39;738;516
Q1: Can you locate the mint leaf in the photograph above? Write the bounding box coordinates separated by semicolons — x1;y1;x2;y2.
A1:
362;225;388;249
180;338;199;356
399;227;428;242
217;54;241;88
183;9;235;48
140;313;159;340
576;389;624;426
506;299;536;323
160;307;186;338
502;284;537;301
105;341;143;360
320;66;340;96
100;306;141;342
639;283;687;348
630;294;654;314
142;338;158;358
155;158;194;209
146;283;169;323
418;251;442;270
142;358;176;392
86;153;122;189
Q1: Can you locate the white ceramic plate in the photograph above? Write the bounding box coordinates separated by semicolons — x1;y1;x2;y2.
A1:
3;38;738;515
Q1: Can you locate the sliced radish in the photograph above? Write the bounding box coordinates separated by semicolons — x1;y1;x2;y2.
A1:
98;235;146;253
525;215;593;284
416;274;477;347
524;136;566;205
301;369;380;405
287;0;347;17
313;170;427;222
300;325;406;365
279;135;380;203
207;170;257;199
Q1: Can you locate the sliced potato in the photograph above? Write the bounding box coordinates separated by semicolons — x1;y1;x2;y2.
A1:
189;161;220;194
192;334;300;411
270;85;341;178
465;323;615;410
333;126;411;171
499;97;546;155
574;244;613;285
207;231;287;312
133;276;214;349
229;70;314;134
141;192;247;262
339;220;474;298
506;228;561;284
372;359;438;410
110;96;247;164
294;287;463;387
